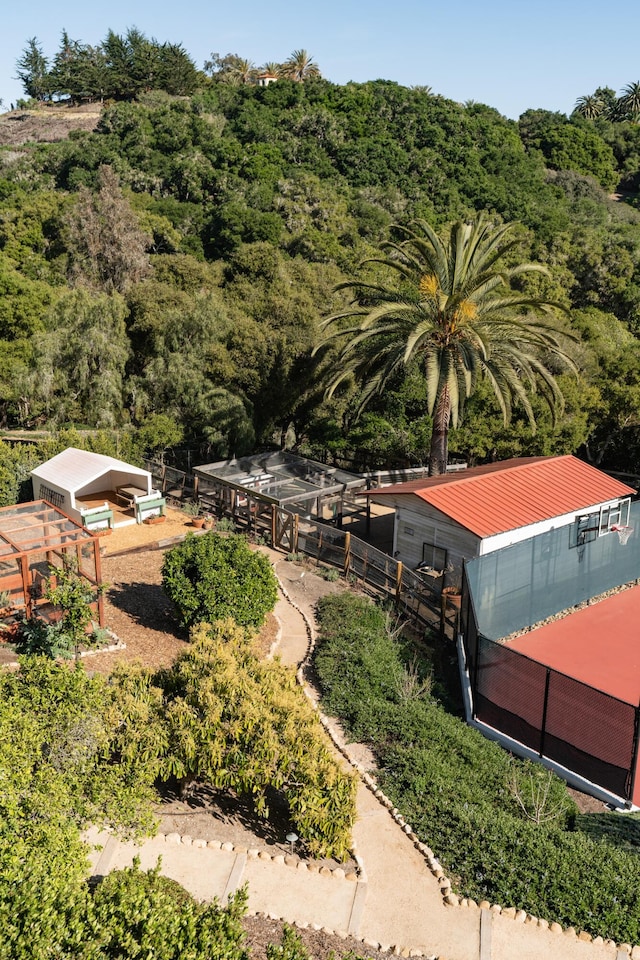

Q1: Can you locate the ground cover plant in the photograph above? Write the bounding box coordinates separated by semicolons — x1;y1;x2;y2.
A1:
314;593;640;943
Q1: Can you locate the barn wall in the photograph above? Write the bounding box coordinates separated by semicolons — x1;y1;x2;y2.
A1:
479;500;631;555
480;509;591;555
391;496;481;586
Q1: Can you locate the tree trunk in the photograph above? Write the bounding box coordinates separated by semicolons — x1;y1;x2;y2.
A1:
428;387;451;476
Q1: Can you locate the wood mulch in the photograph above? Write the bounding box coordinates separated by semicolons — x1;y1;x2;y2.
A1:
90;511;279;674
242;915;396;960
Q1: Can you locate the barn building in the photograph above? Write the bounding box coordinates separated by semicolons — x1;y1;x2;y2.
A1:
368;456;635;592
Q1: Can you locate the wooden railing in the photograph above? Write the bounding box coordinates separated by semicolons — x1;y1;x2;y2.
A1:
144;459;454;634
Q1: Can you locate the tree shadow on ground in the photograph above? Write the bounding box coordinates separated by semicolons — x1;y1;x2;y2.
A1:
158;780;296;848
573;811;640;852
106;581;180;632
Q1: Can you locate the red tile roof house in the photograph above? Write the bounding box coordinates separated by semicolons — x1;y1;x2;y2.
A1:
370;456;640;808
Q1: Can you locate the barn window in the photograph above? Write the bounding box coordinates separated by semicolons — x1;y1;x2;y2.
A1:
422;541;447;572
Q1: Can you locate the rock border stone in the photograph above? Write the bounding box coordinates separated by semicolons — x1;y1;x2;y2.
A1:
156;829;359;882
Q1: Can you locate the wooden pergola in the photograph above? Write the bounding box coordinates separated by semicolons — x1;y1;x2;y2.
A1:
0;500;103;626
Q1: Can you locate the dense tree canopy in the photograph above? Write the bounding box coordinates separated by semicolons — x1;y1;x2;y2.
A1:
2;38;640;472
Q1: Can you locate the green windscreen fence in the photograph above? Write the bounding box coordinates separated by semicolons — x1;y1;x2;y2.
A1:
465;500;640;640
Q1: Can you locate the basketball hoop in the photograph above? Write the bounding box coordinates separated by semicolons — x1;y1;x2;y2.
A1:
612;524;634;545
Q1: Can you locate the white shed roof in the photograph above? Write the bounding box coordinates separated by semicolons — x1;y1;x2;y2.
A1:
31;447;150;495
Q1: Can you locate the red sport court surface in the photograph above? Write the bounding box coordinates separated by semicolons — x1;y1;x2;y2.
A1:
508;585;640;705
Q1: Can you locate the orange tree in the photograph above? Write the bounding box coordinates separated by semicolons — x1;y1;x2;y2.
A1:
162;532;278;630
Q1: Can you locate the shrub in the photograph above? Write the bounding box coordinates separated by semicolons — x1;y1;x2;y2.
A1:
16;618;74;659
90;861;248;960
216;517;236;532
162;533;278;630
151;621;357;860
42;558;107;661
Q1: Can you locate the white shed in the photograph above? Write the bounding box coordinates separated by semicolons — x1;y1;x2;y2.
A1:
30;448;160;529
369;456;635;590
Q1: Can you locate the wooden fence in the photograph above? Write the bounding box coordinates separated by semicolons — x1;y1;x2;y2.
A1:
145;459;455;635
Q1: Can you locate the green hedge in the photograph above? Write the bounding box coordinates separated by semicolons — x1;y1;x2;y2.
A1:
314;594;640;944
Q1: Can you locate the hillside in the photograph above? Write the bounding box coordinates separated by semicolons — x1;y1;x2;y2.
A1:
1;78;640;478
0;103;101;148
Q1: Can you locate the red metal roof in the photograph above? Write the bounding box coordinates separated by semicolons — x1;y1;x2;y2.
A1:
369;456;635;538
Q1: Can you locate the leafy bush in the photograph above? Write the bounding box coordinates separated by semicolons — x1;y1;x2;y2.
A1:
15;617;74;659
162;532;278;630
314;593;640;943
90;862;248;960
147;621;357;860
16;575;109;660
216;517;236;532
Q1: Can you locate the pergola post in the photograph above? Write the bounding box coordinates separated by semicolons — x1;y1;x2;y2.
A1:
395;560;403;601
20;555;32;618
94;538;105;627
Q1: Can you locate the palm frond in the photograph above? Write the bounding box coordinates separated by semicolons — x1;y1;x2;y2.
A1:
316;214;575;473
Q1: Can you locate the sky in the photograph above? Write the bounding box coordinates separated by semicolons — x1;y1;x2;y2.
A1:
1;0;639;120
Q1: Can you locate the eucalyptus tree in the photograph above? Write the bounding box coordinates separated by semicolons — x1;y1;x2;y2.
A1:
64;165;151;294
281;49;321;82
316;216;576;475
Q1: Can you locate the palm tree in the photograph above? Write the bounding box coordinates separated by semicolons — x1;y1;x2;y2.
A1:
226;57;257;85
574;93;604;120
261;61;282;77
281;49;321;82
315;216;575;476
619;81;640;122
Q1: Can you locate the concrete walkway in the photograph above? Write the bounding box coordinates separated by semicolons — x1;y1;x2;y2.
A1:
88;567;630;960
